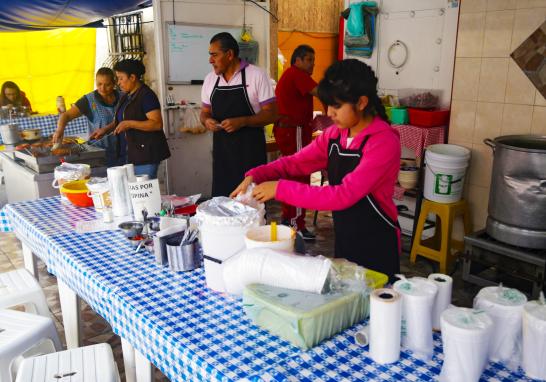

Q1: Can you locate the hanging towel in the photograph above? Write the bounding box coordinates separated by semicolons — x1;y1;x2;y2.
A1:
343;2;378;58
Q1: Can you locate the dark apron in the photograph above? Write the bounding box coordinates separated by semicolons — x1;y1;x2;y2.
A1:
327;134;401;280
210;68;266;197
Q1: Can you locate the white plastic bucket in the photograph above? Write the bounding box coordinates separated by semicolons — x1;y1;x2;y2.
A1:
245;225;295;252
424;144;470;203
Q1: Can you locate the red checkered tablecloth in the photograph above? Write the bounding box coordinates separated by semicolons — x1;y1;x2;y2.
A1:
392;124;446;200
392;124;446;159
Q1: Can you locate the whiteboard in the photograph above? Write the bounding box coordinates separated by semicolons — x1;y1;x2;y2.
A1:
165;23;243;84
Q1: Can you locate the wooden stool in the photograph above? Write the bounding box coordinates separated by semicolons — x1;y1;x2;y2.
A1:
410;199;471;273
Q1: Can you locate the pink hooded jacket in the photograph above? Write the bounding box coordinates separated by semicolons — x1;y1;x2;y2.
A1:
246;116;401;223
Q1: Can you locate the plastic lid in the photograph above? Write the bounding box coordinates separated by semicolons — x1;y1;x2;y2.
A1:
195;196;261;227
442;307;493;332
477;286;527;307
393;276;437;297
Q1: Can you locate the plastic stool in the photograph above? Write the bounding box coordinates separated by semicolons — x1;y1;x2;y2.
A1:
410;199;471;274
15;343;120;382
0;269;51;318
0;309;62;382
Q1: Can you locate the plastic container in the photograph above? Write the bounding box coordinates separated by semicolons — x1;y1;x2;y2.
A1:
398;89;442;109
60;180;93;207
424;144;471;203
86;177;111;212
390;107;408;124
408;108;450;127
245;225;295;252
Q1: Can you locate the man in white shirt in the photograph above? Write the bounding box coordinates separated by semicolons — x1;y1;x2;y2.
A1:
200;32;277;197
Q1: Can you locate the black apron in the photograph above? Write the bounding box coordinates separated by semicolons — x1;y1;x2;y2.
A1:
327;134;401;280
210;68;267;197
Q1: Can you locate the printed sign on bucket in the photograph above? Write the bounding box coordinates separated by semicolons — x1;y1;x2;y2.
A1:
435;174;452;195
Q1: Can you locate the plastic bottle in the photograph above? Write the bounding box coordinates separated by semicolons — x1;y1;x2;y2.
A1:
56;96;66;113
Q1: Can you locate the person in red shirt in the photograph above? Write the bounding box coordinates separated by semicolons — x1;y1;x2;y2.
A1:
274;44;319;240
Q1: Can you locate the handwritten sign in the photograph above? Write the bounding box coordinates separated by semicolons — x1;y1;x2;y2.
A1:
128;179;162;220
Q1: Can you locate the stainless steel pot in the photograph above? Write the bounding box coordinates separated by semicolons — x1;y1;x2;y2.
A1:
0;123;20;144
484;135;546;249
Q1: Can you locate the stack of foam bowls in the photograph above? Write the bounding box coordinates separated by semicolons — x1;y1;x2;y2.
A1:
473;285;527;369
440;307;493;382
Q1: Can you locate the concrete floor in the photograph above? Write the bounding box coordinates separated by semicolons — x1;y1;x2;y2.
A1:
0;182;482;380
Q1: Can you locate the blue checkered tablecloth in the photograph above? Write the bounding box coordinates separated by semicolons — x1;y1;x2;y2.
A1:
0;114;89;144
1;197;538;381
0;208;12;232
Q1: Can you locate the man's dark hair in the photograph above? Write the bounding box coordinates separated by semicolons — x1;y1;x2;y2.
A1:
95;67;116;84
210;32;239;57
290;45;315;65
113;59;146;79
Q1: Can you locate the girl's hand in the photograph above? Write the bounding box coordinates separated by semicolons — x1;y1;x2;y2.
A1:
252;181;278;202
230;176;254;198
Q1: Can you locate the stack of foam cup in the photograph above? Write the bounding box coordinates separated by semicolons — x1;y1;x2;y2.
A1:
440;307;493;382
369;288;402;364
428;273;453;331
522;292;546;380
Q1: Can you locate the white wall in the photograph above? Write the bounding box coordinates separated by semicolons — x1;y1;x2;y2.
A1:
345;0;459;107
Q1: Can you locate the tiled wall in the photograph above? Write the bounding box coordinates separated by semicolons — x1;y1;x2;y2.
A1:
449;0;546;230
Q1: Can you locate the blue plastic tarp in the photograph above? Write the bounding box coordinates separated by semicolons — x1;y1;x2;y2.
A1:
0;0;152;31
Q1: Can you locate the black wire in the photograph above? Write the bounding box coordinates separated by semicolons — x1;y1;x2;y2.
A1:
245;0;279;22
172;0;176;25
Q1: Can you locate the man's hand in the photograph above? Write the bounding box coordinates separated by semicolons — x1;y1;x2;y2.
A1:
230;176;254;198
89;127;107;140
204;118;222;132
220;117;246;133
114;121;131;135
252;181;278;203
52;130;63;144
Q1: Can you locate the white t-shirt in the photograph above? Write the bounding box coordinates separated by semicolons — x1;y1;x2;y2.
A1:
201;61;275;114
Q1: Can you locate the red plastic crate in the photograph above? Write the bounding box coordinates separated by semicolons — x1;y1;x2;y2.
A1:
408;108;450;127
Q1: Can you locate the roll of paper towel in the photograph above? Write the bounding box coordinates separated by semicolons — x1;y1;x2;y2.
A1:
107;166;133;217
393;276;438;361
473;285;527;368
522;293;546;380
428;273;453;331
369;288;402;364
222;248;331;296
440;307;493;382
124;163;136;182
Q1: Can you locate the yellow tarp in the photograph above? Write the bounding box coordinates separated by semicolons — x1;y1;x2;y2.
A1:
0;28;96;114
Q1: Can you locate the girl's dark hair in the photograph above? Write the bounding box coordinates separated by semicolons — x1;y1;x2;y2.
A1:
113;59;146;80
318;59;388;122
95;67;116;84
1;81;22;106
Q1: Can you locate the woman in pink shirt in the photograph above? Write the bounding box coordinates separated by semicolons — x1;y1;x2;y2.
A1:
231;59;401;279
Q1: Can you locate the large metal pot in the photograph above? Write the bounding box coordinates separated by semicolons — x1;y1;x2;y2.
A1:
0;123;20;145
484;135;546;249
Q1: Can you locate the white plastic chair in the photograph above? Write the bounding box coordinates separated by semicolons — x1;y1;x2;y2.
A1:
0;309;62;382
15;343;120;382
0;269;51;318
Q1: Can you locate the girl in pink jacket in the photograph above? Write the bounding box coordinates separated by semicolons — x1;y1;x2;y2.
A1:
231;59;401;279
